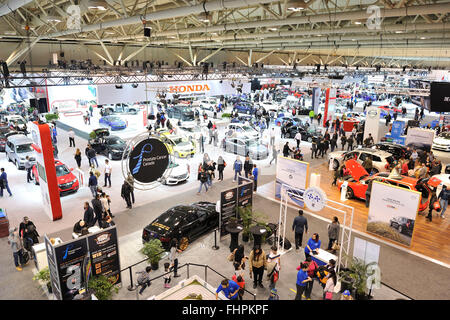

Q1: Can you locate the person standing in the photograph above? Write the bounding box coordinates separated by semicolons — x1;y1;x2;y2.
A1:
0;168;13;197
68;129;75;147
316;113;322;125
249;246;267;289
51;125;58;144
8;227;25;271
294;263;312;300
103;159;112;188
362;155;373;174
87;146;98;168
244;156;253;179
213;128;219;147
283;142;292;158
91;194;104;227
270;127;276;146
330;133;338;152
266;246;281;290
292;210;308;249
83;202;95;227
126;174;135;204
24;156;32;183
347;134;354;151
169;239;182;278
89;104;94;117
309;110;315;124
74;148;82;169
199;133;205;153
327;217;340;251
217;156;225;181
294;130;302;149
121;180;132;208
233;156;242;182
252;164;258;192
88;171;98;198
19;216;39;254
323;270;337;300
365;180;373;207
438;185;449;219
302;256;318;300
100;192;113;218
340;134;347;151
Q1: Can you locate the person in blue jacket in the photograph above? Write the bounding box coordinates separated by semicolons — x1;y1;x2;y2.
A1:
295;263;312;300
252;164;258;191
0;168;12;197
305;233;321;259
233;156;242;182
216;279;240;300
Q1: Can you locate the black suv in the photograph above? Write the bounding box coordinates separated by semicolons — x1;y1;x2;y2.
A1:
374;142;410;160
389;216;415;237
88;129;128;160
166;105;195;121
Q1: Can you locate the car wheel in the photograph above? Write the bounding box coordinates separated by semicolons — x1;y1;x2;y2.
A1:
179;236;189;251
346;187;354;199
108;152;113;160
333;159;339;170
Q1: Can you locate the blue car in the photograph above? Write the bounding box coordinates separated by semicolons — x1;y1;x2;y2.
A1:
233;102;254;114
275;115;299;127
231;115;253;124
99;116;127;131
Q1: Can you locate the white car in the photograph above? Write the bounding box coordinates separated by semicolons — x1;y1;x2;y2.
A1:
259;101;282;111
328;148;395;173
432;132;450;152
160;161;190;185
226;123;259;139
177;125;204;140
5;115;27;131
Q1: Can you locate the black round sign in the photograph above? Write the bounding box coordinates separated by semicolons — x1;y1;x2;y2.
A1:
128;138;169;184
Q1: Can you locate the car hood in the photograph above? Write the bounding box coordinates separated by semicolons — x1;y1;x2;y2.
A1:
109;143;126;150
329;151;346;159
433;138;450;145
58;173;77;184
169;164;188;176
344;159;369;181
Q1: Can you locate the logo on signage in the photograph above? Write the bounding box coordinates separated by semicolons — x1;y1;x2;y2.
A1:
132;143;154;175
169;84;210;93
368;110;378;118
225;191;235;200
94;233;111;246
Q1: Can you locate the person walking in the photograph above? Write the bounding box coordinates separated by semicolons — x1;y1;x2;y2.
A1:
0;168;12;197
270;127;276;146
8;227;25;271
197;167;209;194
217;156;225;181
87;146;98;168
438;185;449;219
269;145;278;165
24;156;33;183
100;192;113;218
169;238;182;278
327;217;340;252
126;174;135;204
68;129;76;147
74;148;82;169
295;130;302;149
103;159;112;188
121;180;132;208
292;210;308;249
316;113;322;125
309;110;315;124
340;134;347;150
330;133;337;152
266;246;281;290
91;194;104;227
294;263;312;300
137;266;152;295
252;164;258;192
233;156;242;182
249;246;267;289
244;156;253;178
88;171;98;198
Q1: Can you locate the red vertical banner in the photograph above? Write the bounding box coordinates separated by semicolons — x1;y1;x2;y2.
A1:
323;88;330;127
143;110;148;127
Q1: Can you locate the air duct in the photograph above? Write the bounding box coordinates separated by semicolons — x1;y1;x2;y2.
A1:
0;0;34;17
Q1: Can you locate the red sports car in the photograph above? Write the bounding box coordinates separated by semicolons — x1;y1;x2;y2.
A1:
337;159;441;212
32;160;80;196
377;105;402;113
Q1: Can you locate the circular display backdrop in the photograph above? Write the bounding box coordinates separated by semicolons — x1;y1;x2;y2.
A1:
304;186;327;212
128;138;169;184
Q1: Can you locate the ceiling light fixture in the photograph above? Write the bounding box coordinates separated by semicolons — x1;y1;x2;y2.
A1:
395;30;403;34
46;15;62;23
199;12;211;23
87;0;108;10
286;0;306;12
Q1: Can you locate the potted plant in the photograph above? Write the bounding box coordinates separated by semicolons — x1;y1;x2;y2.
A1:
88;275;118;300
338;257;376;300
238;206;253;242
33;267;52;293
141;239;165;270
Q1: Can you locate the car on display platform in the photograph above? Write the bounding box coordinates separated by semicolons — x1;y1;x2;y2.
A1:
432;132;450;152
4;115;27;131
5;134;36;169
389;216;415;237
373;142;411;160
223;136;269;160
99;115;128;131
166;105;195;122
233;102;254;114
195;104;216;118
283;125;320;142
230;115;254;124
32;160;80;196
337;159;440;212
88;135;128;160
226;123;260;139
328;147;395;173
177;125;203;140
159;161;190;185
100;103;139;116
142;201;219;250
160;135;196;158
274;115;300;127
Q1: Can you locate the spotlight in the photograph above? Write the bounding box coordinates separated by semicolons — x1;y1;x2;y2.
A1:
132;83;138;88
115;84;123;89
144;27;151;37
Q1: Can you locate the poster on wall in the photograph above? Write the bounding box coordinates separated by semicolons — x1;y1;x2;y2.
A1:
363;106;381;144
87;227;121;285
405;127;435;152
312;88;321;114
219;187;238;237
366;181;420;246
47;85;97;114
275;156;309;207
237;182;253;209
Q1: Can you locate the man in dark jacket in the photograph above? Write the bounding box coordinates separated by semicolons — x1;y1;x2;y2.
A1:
365;180;373;208
88;172;98;198
243;156;253;178
121;180;132;209
83;202;96;227
283;142;292;158
347;134;354;151
438;185;449;219
87;146;98;168
311;137;318;159
73;220;87;233
91;194;104;227
340;135;347;150
292;210;308;249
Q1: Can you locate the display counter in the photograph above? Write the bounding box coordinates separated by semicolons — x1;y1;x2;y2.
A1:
33;237;63;271
311;248;338;266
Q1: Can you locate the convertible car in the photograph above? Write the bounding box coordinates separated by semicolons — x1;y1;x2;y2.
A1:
142;202;219;250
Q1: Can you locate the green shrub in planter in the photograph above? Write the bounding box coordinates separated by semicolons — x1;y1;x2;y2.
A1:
88;275;118;300
33;267;52;293
45;113;59;122
221;113;231;118
141;239;165;270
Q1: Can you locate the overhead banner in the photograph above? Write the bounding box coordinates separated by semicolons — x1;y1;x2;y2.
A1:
323;88;336;126
405;127;435;152
219;187;238;237
366;181;420;247
97;84;147;105
275;156;309;207
363;106;382;144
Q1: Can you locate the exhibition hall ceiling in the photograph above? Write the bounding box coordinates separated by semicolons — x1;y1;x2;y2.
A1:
0;0;449;67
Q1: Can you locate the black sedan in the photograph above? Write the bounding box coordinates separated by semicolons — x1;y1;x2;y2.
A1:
374;142;410;160
389;216;415;237
88;135;128;160
142;202;219;250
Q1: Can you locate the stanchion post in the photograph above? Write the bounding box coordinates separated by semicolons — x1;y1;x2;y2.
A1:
212;228;220;250
204;265;207;282
187;263;190;279
127;266;136;291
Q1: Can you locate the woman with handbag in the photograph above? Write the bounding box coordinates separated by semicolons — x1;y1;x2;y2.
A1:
327;217;340;252
266;246;281;289
323;270;337;300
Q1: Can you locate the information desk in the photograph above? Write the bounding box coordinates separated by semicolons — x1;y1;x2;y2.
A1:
33;237;63;271
310;248;338;266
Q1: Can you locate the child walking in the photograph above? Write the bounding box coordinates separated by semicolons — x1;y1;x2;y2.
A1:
163;262;172;288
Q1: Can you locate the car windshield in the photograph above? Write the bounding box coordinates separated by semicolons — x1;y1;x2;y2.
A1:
16;143;33;153
439;132;450;139
181;126;200;132
108;137;125;145
181;110;194;121
55;165;70;177
245;139;258;146
108;117;121;122
168;162;179;169
242;126;255;132
153;209;184;227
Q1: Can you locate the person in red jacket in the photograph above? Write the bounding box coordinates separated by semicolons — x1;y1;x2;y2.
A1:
401;159;409;175
297;256;318;300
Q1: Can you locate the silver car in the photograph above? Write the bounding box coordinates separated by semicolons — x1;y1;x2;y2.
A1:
5;134;36;170
223;136;269;160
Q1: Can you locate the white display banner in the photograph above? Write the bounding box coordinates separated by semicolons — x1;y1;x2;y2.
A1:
47;85;97;112
405;127;435;152
353;237;380;265
275;156;309;207
97;83;148;105
363;106;382;143
366;181;420;247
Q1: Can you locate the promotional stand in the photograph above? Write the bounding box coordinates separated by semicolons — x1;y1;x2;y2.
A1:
323;88;336;127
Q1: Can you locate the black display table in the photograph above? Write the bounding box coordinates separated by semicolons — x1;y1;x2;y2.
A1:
225;223;243;252
250;225;268;247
